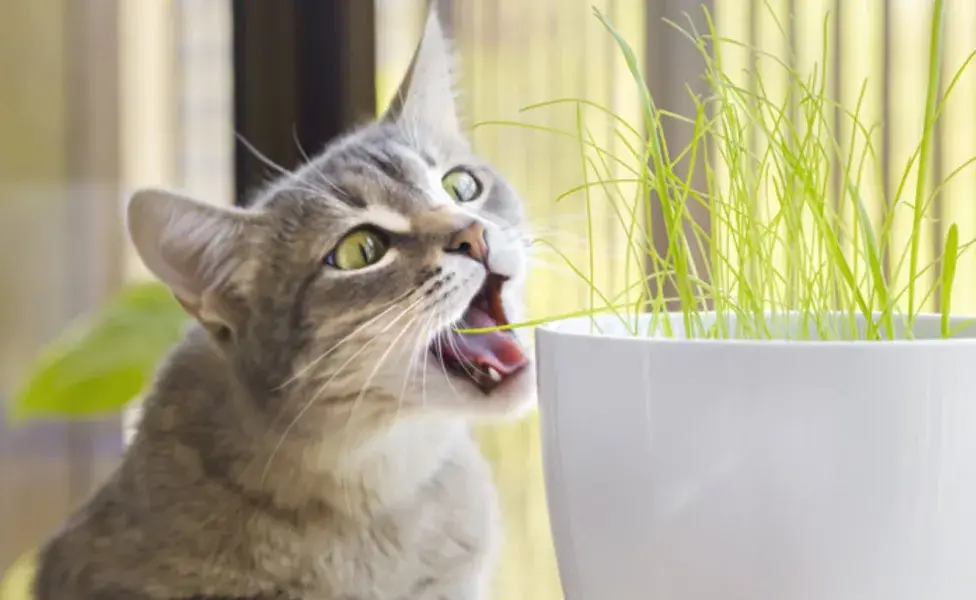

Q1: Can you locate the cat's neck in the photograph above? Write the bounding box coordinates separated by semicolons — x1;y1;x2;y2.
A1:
133;326;473;522
259;411;471;519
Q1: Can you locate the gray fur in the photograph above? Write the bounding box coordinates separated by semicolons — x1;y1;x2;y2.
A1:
34;10;535;600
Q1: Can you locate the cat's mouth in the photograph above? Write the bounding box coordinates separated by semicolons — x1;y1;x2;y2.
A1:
429;273;529;394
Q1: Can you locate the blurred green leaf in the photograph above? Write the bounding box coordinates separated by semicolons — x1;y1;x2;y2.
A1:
9;281;189;422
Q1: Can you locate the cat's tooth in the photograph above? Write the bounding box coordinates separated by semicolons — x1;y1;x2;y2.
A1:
487;367;501;382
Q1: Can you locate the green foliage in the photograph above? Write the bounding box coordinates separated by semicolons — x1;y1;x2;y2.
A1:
466;0;976;342
9;281;188;422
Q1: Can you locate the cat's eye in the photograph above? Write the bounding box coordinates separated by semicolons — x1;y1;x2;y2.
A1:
441;168;482;203
325;229;389;270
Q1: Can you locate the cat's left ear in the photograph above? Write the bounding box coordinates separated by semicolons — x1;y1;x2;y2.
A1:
383;7;461;139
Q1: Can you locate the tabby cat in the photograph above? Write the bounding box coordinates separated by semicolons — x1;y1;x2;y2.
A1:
34;9;535;600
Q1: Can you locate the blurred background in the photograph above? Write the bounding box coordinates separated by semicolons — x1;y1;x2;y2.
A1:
1;1;975;599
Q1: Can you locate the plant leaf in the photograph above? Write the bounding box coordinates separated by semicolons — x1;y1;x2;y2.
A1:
9;281;189;422
941;223;959;338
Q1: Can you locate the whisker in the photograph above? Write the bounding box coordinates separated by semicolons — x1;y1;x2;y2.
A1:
292;124;314;165
444;324;479;380
420;310;439;410
258;292;429;483
288;128;361;204
236;133;294;179
235;133;339;203
433;322;463;402
398;309;436;414
346;313;422;428
279;285;420;389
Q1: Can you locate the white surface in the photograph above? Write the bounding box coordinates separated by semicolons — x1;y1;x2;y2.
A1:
536;313;976;600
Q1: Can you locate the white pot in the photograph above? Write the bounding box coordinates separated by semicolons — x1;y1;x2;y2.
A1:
536;312;976;600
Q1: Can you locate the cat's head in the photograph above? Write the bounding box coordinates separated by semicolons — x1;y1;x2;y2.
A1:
127;10;535;436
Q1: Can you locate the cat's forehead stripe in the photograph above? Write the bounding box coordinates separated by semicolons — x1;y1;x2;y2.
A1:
327;182;367;208
348;145;406;183
356;205;412;233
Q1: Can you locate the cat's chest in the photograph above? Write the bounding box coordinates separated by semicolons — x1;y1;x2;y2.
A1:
254;461;498;599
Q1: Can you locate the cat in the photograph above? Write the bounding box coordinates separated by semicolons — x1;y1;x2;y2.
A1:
33;9;536;600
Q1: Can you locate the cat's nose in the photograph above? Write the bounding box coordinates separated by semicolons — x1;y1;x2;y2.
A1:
445;221;488;262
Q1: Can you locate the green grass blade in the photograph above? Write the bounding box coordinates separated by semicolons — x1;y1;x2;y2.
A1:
941;224;959;338
907;0;947;326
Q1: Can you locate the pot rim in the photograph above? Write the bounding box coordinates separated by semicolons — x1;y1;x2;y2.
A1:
536;311;976;347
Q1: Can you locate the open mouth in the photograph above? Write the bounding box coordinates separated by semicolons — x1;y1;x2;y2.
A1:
429;273;529;394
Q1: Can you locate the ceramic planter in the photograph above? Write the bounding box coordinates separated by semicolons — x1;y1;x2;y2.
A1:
536;312;976;600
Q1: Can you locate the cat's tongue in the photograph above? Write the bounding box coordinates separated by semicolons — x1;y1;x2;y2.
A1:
432;305;528;394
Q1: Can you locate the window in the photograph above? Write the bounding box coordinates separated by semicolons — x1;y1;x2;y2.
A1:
3;1;975;596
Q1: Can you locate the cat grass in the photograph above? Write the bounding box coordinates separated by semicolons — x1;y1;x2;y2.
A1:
464;0;976;342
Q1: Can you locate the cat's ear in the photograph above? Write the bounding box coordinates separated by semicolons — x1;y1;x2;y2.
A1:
383;7;460;138
127;188;255;335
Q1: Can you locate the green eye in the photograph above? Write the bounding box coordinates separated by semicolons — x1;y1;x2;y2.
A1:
441;168;482;203
326;229;389;270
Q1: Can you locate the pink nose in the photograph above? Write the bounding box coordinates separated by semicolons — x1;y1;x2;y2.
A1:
445;221;487;262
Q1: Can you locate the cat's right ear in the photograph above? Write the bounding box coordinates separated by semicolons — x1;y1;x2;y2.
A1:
127;189;256;336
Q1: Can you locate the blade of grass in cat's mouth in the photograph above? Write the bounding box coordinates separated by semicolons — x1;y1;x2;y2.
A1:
429;273;528;394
